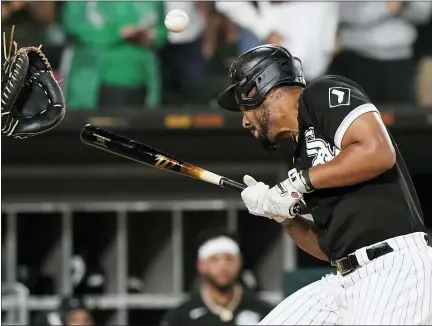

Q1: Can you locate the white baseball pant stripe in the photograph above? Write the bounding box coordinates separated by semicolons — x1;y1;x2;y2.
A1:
259;232;432;325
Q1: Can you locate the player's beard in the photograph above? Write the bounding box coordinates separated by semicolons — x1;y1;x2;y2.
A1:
202;274;237;293
255;106;277;151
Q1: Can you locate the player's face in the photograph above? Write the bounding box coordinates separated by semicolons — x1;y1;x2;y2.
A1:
240;87;301;146
198;253;241;291
240;98;276;146
66;309;94;326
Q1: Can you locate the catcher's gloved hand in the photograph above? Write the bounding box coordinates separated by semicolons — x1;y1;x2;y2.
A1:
2;30;65;139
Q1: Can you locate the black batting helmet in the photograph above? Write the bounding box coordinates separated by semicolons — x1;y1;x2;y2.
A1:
217;45;306;112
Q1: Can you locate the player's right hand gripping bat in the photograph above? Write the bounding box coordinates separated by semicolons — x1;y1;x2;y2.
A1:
80;124;306;215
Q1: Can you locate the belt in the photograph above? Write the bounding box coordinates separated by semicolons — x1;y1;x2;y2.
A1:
331;242;394;276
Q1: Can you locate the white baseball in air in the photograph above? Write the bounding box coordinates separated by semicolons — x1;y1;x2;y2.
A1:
164;9;189;33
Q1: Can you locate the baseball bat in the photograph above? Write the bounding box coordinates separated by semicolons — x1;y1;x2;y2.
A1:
80;124;246;192
80;124;307;215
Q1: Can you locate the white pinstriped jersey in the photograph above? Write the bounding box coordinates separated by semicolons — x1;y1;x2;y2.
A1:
260;232;432;325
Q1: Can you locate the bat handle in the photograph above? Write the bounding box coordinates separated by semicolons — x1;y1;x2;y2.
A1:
219;177;247;192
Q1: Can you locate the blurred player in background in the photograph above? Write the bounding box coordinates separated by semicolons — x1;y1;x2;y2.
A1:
161;231;272;326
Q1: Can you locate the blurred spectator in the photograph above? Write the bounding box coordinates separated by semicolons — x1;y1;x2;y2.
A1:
161;3;239;106
1;1;56;47
33;297;94;326
332;1;432;106
161;231;272;326
202;4;239;63
414;10;432;108
238;27;261;56
414;8;432;61
215;2;261;54
215;1;338;81
161;2;207;93
59;2;167;110
201;7;239;74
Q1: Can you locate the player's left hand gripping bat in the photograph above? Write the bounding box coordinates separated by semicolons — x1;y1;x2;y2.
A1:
80;124;305;214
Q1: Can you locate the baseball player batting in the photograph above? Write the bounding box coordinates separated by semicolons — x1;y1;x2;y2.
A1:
217;45;431;325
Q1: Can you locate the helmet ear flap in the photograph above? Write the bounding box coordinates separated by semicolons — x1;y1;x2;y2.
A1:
292;57;306;83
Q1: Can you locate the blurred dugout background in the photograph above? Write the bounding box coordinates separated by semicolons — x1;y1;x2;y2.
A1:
1;1;432;325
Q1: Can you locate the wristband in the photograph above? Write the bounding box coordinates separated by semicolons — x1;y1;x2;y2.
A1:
299;169;315;192
288;168;315;193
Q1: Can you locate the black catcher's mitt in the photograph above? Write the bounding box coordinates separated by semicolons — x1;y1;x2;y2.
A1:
1;27;66;139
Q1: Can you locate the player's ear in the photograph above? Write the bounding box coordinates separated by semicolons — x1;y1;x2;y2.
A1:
267;88;277;99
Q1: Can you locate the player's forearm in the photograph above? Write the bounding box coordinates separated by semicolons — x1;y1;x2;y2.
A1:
309;142;395;189
281;217;329;262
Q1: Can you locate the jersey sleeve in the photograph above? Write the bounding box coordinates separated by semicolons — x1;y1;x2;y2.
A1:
301;76;380;149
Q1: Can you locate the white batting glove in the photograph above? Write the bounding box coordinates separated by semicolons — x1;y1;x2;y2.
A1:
261;168;315;219
262;178;303;220
241;175;291;223
241;175;272;217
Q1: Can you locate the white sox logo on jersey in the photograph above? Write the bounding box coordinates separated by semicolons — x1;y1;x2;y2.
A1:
329;87;351;108
305;128;341;166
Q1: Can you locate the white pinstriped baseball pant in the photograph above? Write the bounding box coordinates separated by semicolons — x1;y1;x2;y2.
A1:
259;232;432;325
